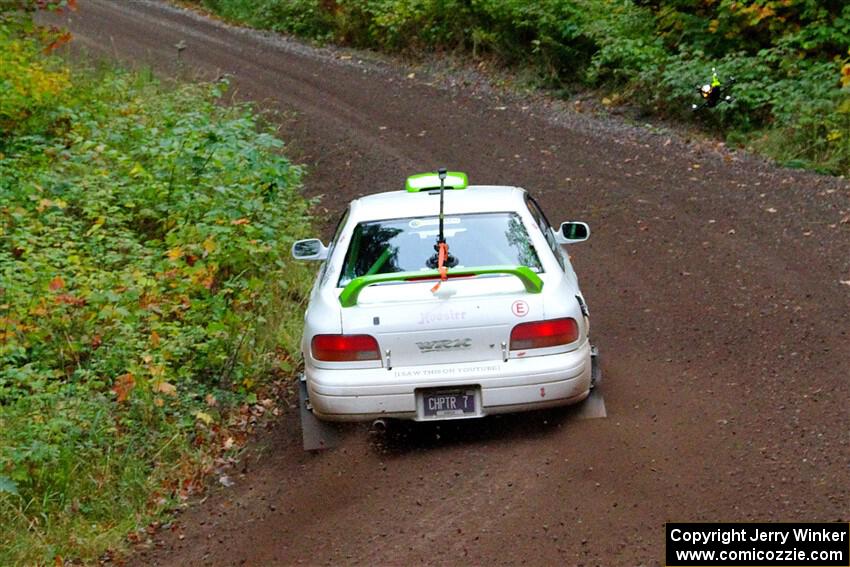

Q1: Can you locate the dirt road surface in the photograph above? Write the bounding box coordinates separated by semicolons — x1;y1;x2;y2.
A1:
55;1;850;565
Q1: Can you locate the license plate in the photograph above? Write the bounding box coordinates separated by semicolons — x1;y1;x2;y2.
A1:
421;389;477;418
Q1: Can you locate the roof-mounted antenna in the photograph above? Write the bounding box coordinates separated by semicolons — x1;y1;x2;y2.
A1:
432;168;450;293
437;167;447;245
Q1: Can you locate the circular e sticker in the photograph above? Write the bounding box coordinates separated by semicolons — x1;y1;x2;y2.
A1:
512;300;529;317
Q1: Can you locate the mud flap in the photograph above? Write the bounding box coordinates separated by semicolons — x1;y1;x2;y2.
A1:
574;345;606;419
298;377;344;451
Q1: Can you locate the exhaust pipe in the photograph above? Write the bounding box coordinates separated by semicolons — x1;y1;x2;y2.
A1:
370;418;388;433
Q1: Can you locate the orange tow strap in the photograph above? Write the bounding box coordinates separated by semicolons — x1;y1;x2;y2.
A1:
430;242;449;293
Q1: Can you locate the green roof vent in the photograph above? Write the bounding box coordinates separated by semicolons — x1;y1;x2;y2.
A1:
405;171;468;192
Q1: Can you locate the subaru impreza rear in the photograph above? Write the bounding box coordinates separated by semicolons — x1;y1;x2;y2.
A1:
292;172;595;422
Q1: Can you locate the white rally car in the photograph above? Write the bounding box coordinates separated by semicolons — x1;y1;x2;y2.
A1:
292;170;598;428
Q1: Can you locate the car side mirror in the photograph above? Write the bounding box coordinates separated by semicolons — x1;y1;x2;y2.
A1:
291;238;328;260
556;221;590;244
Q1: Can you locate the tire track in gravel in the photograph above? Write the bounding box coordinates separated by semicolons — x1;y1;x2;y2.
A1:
50;2;850;565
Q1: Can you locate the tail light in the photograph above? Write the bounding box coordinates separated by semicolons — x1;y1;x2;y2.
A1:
510;318;578;350
311;334;380;362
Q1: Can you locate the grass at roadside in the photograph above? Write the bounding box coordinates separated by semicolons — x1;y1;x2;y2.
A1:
189;0;850;176
0;15;313;564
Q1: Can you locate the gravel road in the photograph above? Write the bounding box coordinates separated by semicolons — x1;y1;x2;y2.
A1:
54;1;850;565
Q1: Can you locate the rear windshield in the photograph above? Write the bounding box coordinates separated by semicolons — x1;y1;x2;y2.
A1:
338;212;542;286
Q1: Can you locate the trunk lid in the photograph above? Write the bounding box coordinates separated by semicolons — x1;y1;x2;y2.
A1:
339;276;543;367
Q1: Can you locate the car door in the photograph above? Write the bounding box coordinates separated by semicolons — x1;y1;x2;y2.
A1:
525;193;587;313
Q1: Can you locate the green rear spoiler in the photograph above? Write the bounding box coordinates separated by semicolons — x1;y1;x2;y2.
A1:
338;265;543;308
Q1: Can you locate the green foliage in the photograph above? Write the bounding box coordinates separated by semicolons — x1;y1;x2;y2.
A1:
0;31;70;139
651;0;850;60
0;23;313;565
191;0;850;175
198;0;334;40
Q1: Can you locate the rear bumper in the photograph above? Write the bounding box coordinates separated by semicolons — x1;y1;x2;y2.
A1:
305;341;591;422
